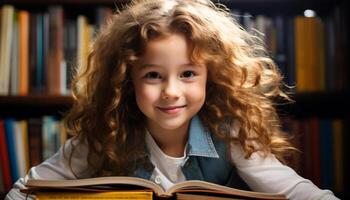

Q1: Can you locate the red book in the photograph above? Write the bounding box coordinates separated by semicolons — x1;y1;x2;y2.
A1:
309;118;321;186
0;119;12;191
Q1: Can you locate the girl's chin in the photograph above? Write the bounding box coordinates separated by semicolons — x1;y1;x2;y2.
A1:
148;117;190;131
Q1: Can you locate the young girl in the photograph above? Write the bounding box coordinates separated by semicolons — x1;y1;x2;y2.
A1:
6;0;339;199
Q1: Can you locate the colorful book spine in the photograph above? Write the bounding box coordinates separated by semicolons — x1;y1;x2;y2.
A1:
0;120;12;191
18;10;30;96
319;119;334;189
332;119;343;193
4;119;19;183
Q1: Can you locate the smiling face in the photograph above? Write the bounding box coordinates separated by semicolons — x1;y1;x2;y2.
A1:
131;33;207;134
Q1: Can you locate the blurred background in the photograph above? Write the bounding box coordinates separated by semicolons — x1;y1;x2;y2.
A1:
0;0;348;199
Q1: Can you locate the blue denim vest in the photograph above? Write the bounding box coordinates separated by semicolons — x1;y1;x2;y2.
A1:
132;116;251;190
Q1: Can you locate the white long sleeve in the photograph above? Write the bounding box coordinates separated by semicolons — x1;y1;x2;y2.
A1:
230;144;339;200
5;138;90;200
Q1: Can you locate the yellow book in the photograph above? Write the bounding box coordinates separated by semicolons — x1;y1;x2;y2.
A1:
19;120;30;173
23;176;287;200
294;16;307;92
77;15;89;73
315;19;325;91
36;191;152;200
307;17;316;91
295;16;324;91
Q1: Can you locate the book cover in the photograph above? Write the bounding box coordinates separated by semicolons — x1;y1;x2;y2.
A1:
274;15;288;83
286;17;295;89
18;10;30;96
36;191;152;200
28;118;43;166
42;116;60;160
36;13;45;93
319;119;334;190
24;176;287;200
0;158;3;192
47;6;64;95
4;119;19;183
10;11;19;95
0;119;12;191
0;5;14;95
332;119;343;193
14;120;30;178
309;118;321;186
324;16;336;91
29;12;38;94
294;16;307;92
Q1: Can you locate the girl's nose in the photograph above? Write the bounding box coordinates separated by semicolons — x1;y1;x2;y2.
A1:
162;78;180;100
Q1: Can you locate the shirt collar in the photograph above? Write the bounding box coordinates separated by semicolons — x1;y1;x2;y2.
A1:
187;116;219;158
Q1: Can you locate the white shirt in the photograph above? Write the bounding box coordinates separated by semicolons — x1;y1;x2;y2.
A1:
145;130;187;190
5;133;339;200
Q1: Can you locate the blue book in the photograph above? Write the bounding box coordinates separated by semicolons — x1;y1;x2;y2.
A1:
319;119;334;190
42;116;60;160
4;119;19;183
286;17;295;89
37;13;44;92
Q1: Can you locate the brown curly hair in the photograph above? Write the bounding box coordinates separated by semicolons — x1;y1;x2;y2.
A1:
64;0;295;178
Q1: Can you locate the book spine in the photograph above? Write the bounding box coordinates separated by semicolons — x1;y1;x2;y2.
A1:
18;10;29;96
320;119;334;189
0;5;14;95
0;120;12;191
4;119;19;183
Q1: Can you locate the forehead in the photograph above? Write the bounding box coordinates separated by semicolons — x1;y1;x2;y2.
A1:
142;33;190;58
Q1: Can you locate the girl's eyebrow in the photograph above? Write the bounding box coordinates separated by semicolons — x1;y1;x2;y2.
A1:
140;64;160;68
140;63;197;69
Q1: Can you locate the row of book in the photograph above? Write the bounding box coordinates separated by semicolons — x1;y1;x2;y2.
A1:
0;5;112;96
281;117;345;194
234;9;347;92
0;5;348;96
0;115;346;194
0;117;67;192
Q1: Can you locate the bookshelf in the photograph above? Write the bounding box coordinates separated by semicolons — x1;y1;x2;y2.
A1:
0;95;72;118
0;0;348;199
0;92;348;118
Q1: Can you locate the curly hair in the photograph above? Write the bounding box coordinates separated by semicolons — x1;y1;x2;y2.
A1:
64;0;295;178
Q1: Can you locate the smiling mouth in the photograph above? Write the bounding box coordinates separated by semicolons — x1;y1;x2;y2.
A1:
156;105;187;114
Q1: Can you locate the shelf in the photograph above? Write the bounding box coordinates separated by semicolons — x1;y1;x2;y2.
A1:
0;95;73;118
0;0;340;16
0;92;349;118
1;0;129;5
0;95;73;106
277;92;350;118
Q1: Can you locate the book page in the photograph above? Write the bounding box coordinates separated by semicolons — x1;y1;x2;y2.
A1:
26;176;165;195
177;193;248;200
167;180;287;200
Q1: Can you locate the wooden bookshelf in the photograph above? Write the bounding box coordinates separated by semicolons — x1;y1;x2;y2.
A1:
0;95;73;118
278;92;350;118
0;92;349;118
0;95;72;106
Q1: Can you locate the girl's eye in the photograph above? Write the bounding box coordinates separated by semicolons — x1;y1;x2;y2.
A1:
181;71;195;78
145;72;161;79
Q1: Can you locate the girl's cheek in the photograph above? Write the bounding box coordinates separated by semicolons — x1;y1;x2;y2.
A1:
139;85;161;100
185;85;206;101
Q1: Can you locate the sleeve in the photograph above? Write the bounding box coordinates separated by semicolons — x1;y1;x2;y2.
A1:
5;138;91;200
230;144;340;200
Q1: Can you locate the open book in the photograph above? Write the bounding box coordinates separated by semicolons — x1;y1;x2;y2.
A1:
24;176;287;200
